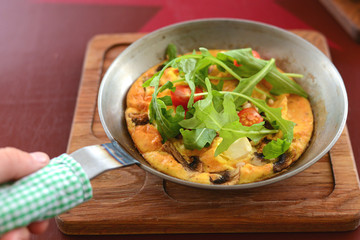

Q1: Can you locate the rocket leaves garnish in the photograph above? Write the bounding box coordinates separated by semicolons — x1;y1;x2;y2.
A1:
146;64;185;141
166;43;177;63
181;79;290;159
143;45;303;158
217;48;307;98
180;128;217;150
172;58;198;108
232;58;275;108
180;85;239;131
148;99;185;142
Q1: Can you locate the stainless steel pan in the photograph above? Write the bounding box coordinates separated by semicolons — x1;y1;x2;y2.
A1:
2;19;347;233
97;18;348;190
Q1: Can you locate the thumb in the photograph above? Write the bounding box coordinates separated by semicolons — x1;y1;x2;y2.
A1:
0;147;50;183
0;227;30;240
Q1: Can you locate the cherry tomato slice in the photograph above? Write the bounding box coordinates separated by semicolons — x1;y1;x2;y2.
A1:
171;85;203;109
233;59;241;67
252;50;261;59
238;107;263;126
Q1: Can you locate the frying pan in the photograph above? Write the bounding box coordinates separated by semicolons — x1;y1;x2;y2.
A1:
1;19;349;235
97;18;347;190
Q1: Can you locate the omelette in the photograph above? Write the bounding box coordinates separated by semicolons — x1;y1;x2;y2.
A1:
125;47;313;185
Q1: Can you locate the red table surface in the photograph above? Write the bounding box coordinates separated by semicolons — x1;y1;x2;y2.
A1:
0;0;359;239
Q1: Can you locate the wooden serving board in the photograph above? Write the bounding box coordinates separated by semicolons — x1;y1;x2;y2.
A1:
320;0;360;42
56;31;360;235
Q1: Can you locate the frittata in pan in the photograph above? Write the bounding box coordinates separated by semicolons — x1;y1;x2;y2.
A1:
125;45;313;185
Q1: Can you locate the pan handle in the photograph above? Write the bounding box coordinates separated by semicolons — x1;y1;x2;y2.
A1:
70;142;139;179
0;142;138;236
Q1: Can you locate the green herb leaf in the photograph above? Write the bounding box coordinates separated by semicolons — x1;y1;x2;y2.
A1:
193;57;213;89
217;48;308;98
158;96;173;106
149;99;185;142
256;100;296;159
142;71;160;88
173;58;198;108
180;128;217;150
200;47;243;82
262;138;290;159
212;90;225;112
180;79;238;131
159;80;175;93
186;91;224;131
232;58;275;108
166;43;177;62
179;114;205;129
222;93;239;123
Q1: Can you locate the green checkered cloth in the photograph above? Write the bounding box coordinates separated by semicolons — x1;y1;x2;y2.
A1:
0;154;92;235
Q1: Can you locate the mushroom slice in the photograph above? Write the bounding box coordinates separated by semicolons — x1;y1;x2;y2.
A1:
209;168;240;185
162;141;203;172
273;152;292;173
128;112;149;126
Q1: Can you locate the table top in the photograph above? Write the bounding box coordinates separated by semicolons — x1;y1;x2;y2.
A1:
0;0;359;239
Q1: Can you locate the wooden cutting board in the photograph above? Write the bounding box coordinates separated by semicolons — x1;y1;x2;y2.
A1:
320;0;360;42
56;31;360;235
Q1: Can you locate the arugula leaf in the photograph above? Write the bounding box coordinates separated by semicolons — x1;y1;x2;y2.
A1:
193;57;213;88
149;99;185;141
215;122;278;156
232;58;275;108
186;89;224;131
254;86;276;100
262;138;291;159
158;96;172;106
217;48;308;98
173;58;198;108
166;43;177;62
143;60;170;88
212;90;225;112
159;80;175;93
142;71;160;88
222;93;239;123
143;53;202;88
143;53;203;142
180;128;217;150
179;114;205;129
256;100;295;159
199;48;243;82
181;79;281;157
179;80;238;131
250;98;295;143
146;68;185;141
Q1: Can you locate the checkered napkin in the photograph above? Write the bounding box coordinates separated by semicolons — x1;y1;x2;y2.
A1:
0;154;93;235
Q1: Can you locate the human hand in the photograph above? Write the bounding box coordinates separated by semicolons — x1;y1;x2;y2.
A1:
0;147;50;240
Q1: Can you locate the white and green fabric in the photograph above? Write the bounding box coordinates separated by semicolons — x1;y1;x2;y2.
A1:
0;154;93;235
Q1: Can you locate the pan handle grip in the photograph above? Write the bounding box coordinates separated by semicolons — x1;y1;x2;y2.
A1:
0;142;137;236
0;154;92;236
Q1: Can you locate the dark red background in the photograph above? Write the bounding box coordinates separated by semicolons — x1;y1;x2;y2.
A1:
1;0;359;239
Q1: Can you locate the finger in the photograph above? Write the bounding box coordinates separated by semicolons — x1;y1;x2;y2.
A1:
0;227;31;240
27;220;49;235
0;147;50;182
